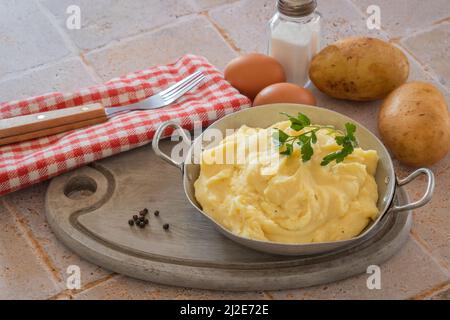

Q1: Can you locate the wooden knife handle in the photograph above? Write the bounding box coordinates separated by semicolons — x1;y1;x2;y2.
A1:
0;103;107;145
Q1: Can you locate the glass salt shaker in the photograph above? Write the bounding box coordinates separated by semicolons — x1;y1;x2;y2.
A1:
267;0;321;87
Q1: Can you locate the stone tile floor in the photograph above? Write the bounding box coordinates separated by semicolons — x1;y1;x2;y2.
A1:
0;0;449;300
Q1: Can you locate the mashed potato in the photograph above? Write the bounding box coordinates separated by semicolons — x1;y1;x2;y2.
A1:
194;121;379;243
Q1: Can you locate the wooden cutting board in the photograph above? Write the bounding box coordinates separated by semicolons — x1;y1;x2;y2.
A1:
45;141;412;291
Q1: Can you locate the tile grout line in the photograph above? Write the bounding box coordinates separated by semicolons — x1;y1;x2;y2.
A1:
410;229;450;275
395;33;449;91
0;1;73;80
46;8;208;56
47;273;119;300
200;11;243;54
60;0;243;56
0;56;74;84
3;197;119;299
1;199;63;285
409;279;450;300
348;0;449;39
78;14;199;56
2;0;210;85
2;195;122;299
432;16;450;25
0;55;98;91
32;2;244;63
33;0;103;84
395;20;450;41
190;0;241;12
263;291;275;300
396;43;450;94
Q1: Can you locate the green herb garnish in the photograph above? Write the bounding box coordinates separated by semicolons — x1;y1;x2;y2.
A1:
320;123;357;166
272;113;358;166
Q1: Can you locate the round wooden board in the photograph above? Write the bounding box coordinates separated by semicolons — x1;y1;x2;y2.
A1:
45;142;412;291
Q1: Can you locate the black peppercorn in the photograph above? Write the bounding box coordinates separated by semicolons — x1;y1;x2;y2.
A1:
163;223;169;230
128;219;134;226
139;216;145;222
154;210;160;217
139;222;145;229
144;219;149;225
140;208;149;216
133;215;139;221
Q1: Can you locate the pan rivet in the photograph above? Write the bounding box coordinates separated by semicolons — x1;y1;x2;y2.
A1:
384;176;390;184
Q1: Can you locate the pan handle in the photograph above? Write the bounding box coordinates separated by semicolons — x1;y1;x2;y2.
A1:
152;121;190;171
391;168;435;213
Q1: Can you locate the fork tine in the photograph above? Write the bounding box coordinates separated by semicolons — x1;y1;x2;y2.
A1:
162;74;205;103
161;73;205;102
162;73;205;101
162;76;205;104
158;71;202;97
104;71;205;116
163;77;205;103
162;77;204;103
160;73;204;98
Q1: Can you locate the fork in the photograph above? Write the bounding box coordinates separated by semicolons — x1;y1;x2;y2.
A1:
0;71;205;146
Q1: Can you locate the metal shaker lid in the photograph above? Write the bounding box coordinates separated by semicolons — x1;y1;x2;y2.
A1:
277;0;317;17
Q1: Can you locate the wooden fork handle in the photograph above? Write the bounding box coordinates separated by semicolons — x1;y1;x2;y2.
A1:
0;103;107;146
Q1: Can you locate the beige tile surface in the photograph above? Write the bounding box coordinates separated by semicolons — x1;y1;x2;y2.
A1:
0;1;70;76
402;23;450;89
429;282;450;300
209;0;275;53
4;183;112;287
0;202;60;299
72;275;269;300
192;0;239;11
406;155;450;271
317;0;387;45
0;57;97;103
0;54;109;288
350;0;450;37
267;238;449;300
85;16;238;80
40;0;196;50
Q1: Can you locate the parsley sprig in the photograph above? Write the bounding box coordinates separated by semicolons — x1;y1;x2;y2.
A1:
320;123;357;165
272;113;358;166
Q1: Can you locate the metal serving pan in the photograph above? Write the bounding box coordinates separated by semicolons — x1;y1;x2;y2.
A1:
152;104;434;255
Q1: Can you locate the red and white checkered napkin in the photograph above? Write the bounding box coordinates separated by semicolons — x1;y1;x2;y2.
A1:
0;54;251;196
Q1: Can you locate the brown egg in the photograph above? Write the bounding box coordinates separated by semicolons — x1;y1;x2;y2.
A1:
224;53;286;101
253;83;317;106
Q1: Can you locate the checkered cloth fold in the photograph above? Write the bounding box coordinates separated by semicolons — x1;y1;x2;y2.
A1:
0;54;251;196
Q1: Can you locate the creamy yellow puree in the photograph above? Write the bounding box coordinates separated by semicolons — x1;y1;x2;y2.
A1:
194;121;379;243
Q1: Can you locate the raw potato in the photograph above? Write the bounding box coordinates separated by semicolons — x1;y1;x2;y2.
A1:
309;37;409;101
378;82;450;167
